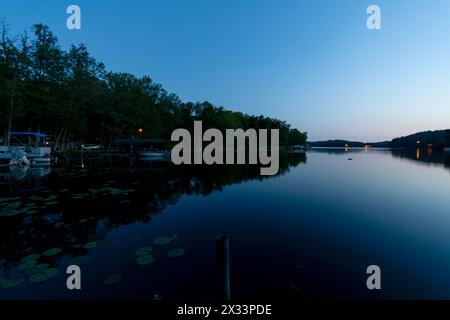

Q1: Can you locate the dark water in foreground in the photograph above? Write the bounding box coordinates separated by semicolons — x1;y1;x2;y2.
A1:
1;149;450;300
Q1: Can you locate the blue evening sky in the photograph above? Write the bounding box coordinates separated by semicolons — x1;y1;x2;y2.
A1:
2;0;449;141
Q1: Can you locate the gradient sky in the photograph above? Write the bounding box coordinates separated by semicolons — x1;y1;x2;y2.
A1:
2;0;450;141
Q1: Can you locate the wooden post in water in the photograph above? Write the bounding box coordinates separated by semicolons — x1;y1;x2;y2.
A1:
216;235;231;301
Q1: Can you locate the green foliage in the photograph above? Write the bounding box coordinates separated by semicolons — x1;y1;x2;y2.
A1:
288;128;307;146
1;22;306;148
390;130;450;148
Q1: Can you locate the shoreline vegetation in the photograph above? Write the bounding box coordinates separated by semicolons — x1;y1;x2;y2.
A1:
0;22;307;151
309;129;450;149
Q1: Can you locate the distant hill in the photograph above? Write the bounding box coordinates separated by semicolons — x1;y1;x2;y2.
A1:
308;140;365;148
308;140;389;148
390;129;450;148
309;129;450;149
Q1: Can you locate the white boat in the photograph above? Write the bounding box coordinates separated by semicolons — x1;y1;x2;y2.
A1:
0;146;31;166
137;151;166;159
25;147;51;166
82;144;101;150
0;146;13;161
8;132;52;167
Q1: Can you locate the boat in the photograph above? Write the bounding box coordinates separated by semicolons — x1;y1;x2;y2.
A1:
0;146;31;166
136;150;169;160
24;146;51;166
8;132;52;166
82;144;101;150
0;146;13;166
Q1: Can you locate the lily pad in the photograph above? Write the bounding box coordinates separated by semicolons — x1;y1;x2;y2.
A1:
44;201;58;206
84;241;98;249
153;236;176;245
136;255;155;265
103;274;122;285
167;248;186;258
43;248;63;256
24;264;50;275
0;277;24;289
6;201;21;209
43;195;58;200
0;196;21;202
0;210;19;217
69;256;90;265
20;254;41;263
136;247;153;256
29;268;59;283
18;260;38;271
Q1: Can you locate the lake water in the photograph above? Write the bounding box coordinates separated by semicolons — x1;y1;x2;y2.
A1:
1;148;450;300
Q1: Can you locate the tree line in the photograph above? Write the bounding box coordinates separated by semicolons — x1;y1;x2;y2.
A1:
390;130;450;149
0;22;307;149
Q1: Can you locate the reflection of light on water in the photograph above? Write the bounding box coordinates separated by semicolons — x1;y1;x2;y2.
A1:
5;164;51;181
428;148;433;156
416;148;420;159
30;166;51;177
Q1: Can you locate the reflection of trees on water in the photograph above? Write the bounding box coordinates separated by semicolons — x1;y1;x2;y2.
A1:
309;147;450;173
390;149;450;172
308;148;366;155
0;153;306;274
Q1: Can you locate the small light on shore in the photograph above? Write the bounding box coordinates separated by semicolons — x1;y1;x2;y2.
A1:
138;128;144;134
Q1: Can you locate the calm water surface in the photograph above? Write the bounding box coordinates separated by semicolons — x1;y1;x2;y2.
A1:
1;149;450;299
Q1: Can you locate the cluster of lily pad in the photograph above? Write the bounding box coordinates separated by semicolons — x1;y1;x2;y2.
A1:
69;256;90;265
100;235;186;287
153;236;177;246
0;193;63;218
0;276;24;289
71;187;135;200
152;235;185;258
0;253;60;288
0;197;38;217
0;183;135;219
136;246;155;265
